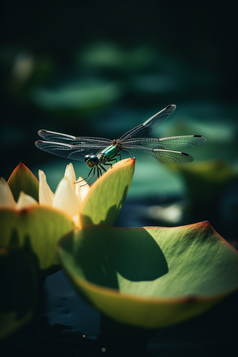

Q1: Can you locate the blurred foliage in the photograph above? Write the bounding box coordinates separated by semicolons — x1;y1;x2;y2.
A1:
169;160;237;205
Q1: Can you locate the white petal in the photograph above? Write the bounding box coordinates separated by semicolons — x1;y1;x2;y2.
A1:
0;178;16;208
16;191;38;209
64;163;76;192
38;170;54;206
53;177;79;218
72;214;80;227
75;177;90;206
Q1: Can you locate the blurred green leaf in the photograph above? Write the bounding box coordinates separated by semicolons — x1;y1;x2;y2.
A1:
0;248;38;341
0;207;75;276
31;79;122;115
78;42;156;72
80;158;135;226
58;222;238;328
169;160;237;204
8;163;39;202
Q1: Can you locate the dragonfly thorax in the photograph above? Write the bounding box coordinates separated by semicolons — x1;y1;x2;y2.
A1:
112;139;123;151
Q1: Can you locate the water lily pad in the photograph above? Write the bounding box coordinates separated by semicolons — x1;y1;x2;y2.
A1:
80;158;135;226
0;206;75;275
57;221;238;328
8;163;39;202
0;248;38;341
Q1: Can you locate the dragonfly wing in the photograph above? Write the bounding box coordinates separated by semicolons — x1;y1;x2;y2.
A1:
38;129;112;146
38;130;78;143
119;104;176;141
122;135;207;150
123;147;194;164
157;135;207;150
35;141;106;161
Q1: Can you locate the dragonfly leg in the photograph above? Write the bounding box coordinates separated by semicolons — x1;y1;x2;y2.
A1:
109;153;121;164
83;167;100;185
97;167;100;178
75;166;97;186
103;162;112;168
87;167;97;185
75;167;94;183
103;154;121;169
116;153;121;161
104;154;120;167
99;164;107;173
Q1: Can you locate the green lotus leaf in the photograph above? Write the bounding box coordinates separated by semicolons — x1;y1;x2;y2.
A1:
8;163;39;202
0;248;38;341
57;222;238;328
80;158;135;226
0;206;75;276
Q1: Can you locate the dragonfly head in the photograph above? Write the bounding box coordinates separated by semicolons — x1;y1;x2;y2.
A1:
84;154;99;168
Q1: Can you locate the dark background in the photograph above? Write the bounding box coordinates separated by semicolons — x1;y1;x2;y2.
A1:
2;0;237;87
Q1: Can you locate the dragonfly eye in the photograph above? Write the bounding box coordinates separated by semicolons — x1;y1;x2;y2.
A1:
84;155;90;161
84;155;99;167
90;155;99;164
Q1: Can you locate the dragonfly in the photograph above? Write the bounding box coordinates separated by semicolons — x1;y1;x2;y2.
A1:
35;104;207;184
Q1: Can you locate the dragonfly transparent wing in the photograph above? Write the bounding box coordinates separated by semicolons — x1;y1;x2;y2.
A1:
38;129;112;145
36;129;113;161
121;135;207;150
122;146;194;164
119;104;176;141
35;141;110;161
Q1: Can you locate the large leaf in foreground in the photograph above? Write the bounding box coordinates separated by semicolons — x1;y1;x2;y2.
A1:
0;207;75;276
80;158;135;226
0;248;38;341
58;222;238;328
